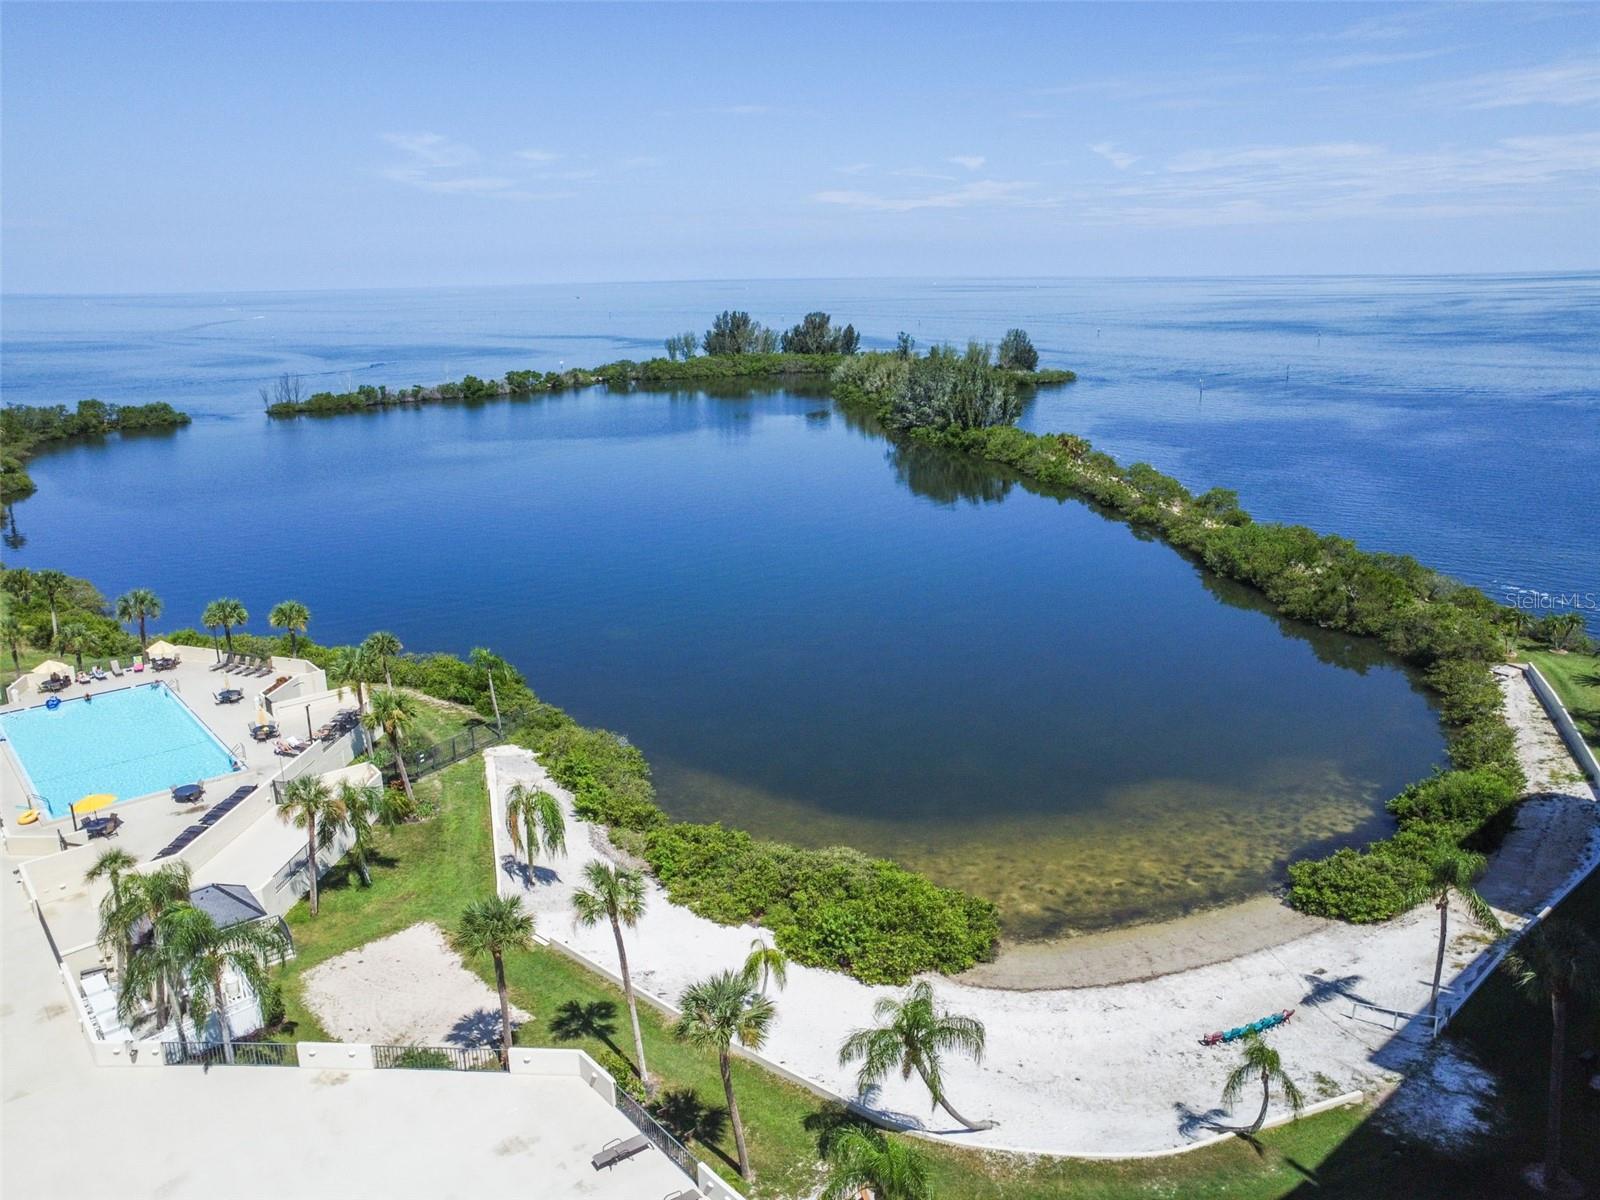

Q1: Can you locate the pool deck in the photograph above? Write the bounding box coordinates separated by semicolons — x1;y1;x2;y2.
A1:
1;655;330;823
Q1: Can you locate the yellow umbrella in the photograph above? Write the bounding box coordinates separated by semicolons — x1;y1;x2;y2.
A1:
256;705;271;727
30;660;72;679
72;793;116;817
145;640;182;658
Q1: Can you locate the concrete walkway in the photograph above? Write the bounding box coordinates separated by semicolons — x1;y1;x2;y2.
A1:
482;668;1600;1158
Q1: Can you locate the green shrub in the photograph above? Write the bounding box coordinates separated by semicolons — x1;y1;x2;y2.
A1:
1287;846;1426;922
1387;768;1520;828
643;824;999;984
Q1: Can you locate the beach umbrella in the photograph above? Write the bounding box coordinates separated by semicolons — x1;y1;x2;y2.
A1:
30;660;71;679
145;640;182;659
70;792;115;831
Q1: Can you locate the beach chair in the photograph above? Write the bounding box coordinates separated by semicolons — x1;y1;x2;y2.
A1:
109;659;124;676
590;1135;650;1171
76;670;91;684
132;657;145;673
211;654;232;672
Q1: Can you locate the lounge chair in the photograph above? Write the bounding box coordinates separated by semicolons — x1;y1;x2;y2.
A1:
590;1135;650;1171
76;670;91;684
109;659;124;676
251;659;270;676
132;657;145;673
211;654;232;672
274;737;310;756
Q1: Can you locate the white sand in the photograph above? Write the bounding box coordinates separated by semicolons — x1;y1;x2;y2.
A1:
474;669;1598;1158
302;921;530;1046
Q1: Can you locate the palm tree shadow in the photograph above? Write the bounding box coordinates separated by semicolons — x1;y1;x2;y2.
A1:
532;864;560;885
547;999;623;1057
1173;1100;1231;1139
834;1084;931;1134
498;854;561;888
445;1007;504;1048
1301;971;1370;1008
650;1086;729;1149
802;1103;865;1157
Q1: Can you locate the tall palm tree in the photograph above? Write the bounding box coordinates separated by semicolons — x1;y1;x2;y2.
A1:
1220;1032;1305;1135
275;775;347;917
324;779;413;887
1509;919;1600;1191
114;587;163;651
742;936;789;996
328;644;375;716
363;630;402;686
821;1126;933;1200
470;646;503;731
100;862;193;1034
364;687;418;805
839;980;992;1131
1423;847;1502;1016
675;970;775;1180
449;895;535;1066
0;613;24;675
58;620;90;669
572;861;651;1094
267;600;311;657
34;568;67;643
1546;611;1587;652
200;598;248;655
85;848;139;968
505;783;566;878
167;905;290;1063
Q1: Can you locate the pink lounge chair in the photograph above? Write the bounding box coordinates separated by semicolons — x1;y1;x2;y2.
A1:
132;657;146;673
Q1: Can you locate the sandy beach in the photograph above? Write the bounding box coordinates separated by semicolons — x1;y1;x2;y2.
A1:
459;666;1600;1157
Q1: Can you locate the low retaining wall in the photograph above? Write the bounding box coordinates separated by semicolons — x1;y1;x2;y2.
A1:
1524;663;1600;785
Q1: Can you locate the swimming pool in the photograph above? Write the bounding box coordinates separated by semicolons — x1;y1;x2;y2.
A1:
0;684;240;819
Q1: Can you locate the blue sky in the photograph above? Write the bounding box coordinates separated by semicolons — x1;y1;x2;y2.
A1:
3;2;1597;292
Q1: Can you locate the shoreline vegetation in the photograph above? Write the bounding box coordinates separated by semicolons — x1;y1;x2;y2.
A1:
0;399;190;507
258;310;1073;417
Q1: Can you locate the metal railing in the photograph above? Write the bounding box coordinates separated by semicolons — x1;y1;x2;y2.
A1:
615;1088;701;1179
377;712;525;785
372;1043;503;1071
162;1039;295;1067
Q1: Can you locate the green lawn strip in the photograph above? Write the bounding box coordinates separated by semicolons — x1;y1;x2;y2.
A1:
1522;647;1600;752
0;643;55;693
267;751;1401;1198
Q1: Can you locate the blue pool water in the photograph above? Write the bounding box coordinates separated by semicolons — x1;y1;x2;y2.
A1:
0;684;240;818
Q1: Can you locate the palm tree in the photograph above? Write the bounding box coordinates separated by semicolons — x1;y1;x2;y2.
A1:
364;687;418;806
1423;847;1502;1016
275;775;347;917
742;936;789;996
85;848;139;968
0;613;23;675
267;600;311;657
470;646;503;731
200;598;248;655
449;896;536;1065
572;861;651;1094
326;779;413;887
34;568;67;643
1546;611;1587;652
1509;919;1600;1192
674;970;775;1180
363;630;402;686
114;587;163;651
328;644;375;716
168;905;290;1063
1220;1032;1305;1135
100;862;193;1034
821;1126;933;1200
839;980;992;1131
505;782;566;878
57;621;91;670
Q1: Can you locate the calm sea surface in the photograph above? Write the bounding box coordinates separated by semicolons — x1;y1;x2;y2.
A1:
3;275;1594;935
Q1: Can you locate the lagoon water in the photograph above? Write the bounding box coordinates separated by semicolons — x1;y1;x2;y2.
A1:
4;275;1594;935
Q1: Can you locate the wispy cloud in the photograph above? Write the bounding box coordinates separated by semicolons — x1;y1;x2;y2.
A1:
514;149;562;164
381;132;572;199
618;155;664;170
382;131;478;170
1312;47;1455;72
1419;59;1600;109
948;155;986;171
832;162;873;175
1089;142;1139;170
813;179;1045;213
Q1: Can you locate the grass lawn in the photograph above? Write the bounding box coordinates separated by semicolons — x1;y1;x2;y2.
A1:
265;752;1439;1199
1522;647;1600;753
0;643;54;693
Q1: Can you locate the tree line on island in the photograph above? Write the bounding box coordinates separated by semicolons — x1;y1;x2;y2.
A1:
0;398;190;507
256;310;1071;417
